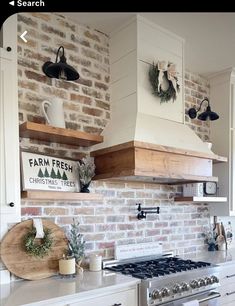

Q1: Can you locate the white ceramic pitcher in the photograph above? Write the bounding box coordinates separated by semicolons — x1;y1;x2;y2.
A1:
41;98;65;128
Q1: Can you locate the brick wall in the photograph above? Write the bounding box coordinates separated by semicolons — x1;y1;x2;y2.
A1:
18;12;110;160
21;181;210;258
18;13;211;259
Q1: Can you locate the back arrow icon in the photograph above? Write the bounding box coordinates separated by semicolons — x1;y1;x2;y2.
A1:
20;31;28;43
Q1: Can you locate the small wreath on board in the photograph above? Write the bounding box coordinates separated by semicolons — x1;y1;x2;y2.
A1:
23;227;53;258
149;61;180;103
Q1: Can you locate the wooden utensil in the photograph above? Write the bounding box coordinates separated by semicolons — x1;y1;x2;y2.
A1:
215;222;220;239
217;222;225;246
221;222;228;250
0;219;68;280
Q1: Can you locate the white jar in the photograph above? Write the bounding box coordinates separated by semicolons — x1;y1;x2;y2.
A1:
59;257;76;275
89;254;102;271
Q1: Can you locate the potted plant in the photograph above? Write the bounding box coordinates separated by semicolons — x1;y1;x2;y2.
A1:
77;156;95;193
67;218;85;274
202;225;218;251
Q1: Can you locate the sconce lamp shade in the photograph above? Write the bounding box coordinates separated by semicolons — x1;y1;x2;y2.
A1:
188;97;219;121
42;46;79;81
197;105;219;121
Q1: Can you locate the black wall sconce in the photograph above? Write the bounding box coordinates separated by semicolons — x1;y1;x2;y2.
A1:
136;203;160;220
42;46;79;81
188;97;219;121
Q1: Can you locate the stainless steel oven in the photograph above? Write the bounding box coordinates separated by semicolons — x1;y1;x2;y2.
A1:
162;290;221;305
104;254;221;306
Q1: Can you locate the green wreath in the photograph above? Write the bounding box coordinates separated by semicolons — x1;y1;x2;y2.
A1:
149;62;180;103
23;227;53;258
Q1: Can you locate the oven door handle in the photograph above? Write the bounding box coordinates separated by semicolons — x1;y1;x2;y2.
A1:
198;292;221;303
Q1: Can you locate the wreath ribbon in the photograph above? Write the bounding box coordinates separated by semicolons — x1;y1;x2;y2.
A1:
167;63;178;92
33;218;44;238
157;61;167;92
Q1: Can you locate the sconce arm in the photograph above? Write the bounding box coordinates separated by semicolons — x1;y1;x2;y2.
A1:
55;46;65;63
196;97;210;112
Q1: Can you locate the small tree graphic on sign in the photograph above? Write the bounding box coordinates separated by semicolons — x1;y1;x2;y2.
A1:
44;168;50;177
38;168;44;178
50;168;57;179
62;171;68;180
56;169;62;179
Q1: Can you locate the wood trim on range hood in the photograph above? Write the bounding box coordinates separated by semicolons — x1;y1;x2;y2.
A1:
91;141;227;185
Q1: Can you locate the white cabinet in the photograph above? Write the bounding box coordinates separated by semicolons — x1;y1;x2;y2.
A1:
0;14;20;238
209;68;235;216
218;262;235;305
0;49;20;224
68;287;138;306
33;286;138;306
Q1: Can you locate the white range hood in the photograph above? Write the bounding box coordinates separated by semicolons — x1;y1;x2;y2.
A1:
93;15;214;156
91;16;221;184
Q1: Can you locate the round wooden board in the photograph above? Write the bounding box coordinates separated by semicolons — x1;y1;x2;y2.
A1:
0;219;68;280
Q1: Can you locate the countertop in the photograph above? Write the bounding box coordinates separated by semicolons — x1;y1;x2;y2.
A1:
182;247;235;266
0;270;140;306
2;248;235;306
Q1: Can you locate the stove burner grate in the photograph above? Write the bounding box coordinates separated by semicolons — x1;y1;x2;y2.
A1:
105;257;211;279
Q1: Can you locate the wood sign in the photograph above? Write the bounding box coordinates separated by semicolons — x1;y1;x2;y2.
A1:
21;152;80;192
115;242;163;260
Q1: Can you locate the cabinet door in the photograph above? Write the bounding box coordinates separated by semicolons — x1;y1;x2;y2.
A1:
0;13;19;236
231;79;235;129
219;282;235;305
219;263;235;305
0;48;20;233
231;129;235;214
230;73;235;214
209;69;235;216
69;288;137;306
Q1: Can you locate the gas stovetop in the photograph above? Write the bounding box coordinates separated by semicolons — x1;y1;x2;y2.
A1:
105;256;211;280
104;255;220;306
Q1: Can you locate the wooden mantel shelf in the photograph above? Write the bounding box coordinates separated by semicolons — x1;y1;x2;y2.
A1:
174;196;227;203
21;190;103;201
19;122;103;147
